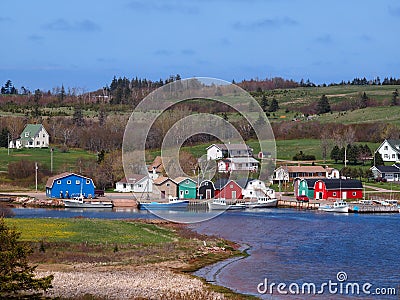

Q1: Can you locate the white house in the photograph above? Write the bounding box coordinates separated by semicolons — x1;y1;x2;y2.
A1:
9;124;49;149
376;139;400;162
238;179;275;199
217;157;259;172
273;165;329;183
206;143;253;160
114;174;153;193
370;165;400;182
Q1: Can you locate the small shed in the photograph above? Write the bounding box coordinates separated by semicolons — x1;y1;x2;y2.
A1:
153;177;178;199
174;177;197;199
214;179;243;199
198;180;215;200
46;172;95;199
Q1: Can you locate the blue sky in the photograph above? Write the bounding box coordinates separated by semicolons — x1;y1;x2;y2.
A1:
1;0;400;91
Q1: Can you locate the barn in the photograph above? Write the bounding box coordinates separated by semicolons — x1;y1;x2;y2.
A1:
198;180;215;200
314;179;363;200
46;172;96;199
214;179;243;199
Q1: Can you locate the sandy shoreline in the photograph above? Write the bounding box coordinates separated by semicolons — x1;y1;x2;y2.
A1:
36;264;225;299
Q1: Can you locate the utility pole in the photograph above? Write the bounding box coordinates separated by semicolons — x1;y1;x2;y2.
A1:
50;148;54;173
7;133;10;155
35;162;38;192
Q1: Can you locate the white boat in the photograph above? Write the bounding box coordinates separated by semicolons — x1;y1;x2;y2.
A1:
208;198;246;210
63;195;113;208
245;196;278;208
318;201;349;213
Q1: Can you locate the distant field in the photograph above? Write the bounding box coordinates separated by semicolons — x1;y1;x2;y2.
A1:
0;147;96;172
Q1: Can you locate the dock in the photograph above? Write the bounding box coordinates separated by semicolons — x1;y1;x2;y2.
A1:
278;199;320;209
348;203;399;213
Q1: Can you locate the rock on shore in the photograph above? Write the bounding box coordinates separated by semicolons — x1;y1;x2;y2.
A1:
37;265;225;300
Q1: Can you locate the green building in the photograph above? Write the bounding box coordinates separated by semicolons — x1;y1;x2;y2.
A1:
175;177;197;199
297;179;318;199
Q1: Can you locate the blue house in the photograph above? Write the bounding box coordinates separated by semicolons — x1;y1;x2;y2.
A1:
46;172;96;199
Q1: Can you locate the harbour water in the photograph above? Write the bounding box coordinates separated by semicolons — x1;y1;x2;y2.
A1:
11;207;400;299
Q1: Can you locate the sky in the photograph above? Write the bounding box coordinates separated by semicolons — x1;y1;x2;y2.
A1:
1;0;400;92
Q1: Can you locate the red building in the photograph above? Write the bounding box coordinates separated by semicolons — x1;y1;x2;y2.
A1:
214;179;243;199
314;179;363;200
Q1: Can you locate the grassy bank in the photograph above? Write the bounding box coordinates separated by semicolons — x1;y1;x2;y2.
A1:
4;217;249;299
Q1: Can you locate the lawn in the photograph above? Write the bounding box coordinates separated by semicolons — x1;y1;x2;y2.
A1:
5;218;176;244
0;147;96;172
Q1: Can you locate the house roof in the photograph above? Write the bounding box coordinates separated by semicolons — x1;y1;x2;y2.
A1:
318;179;363;190
373;166;400;173
214;178;229;189
301;178;320;188
207;143;251;151
199;180;215;189
153;176;176;185
393;163;400;169
236;178;252;188
117;174;147;184
282;165;326;173
386;139;400;153
174;177;196;184
19;124;45;141
147;156;165;173
46;172;93;188
227;157;259;164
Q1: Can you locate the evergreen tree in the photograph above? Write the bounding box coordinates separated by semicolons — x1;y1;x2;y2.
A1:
268;98;279;112
73;107;85;127
0;218;53;297
261;94;269;112
347;144;359;164
391;89;399;106
372;151;384;166
0;127;10;148
360;92;368;108
316;94;331;114
32;89;42;117
330;145;341;163
58;84;66;102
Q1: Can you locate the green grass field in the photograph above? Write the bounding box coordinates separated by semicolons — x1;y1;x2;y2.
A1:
5;218;176;244
0;147;96;172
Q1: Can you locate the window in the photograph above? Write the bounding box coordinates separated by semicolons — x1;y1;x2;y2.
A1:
384;154;388;158
138;184;142;188
250;191;253;194
43;134;45;138
186;180;189;184
352;192;356;196
29;141;33;145
319;182;322;188
57;180;61;184
384;146;388;150
86;180;90;184
36;141;40;145
166;183;170;187
185;190;189;194
25;132;29;137
333;192;336;196
230;184;233;188
76;180;80;185
393;154;396;159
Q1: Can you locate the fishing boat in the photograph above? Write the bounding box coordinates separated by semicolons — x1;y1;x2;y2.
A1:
63;195;113;208
138;197;189;210
318;201;349;213
208;198;246;210
245;196;278;208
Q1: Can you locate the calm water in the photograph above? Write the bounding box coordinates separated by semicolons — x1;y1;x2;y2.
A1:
12;207;400;299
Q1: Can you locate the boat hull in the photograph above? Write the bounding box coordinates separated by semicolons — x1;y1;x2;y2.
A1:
63;200;113;208
245;199;278;208
318;206;349;213
139;200;189;210
208;203;246;210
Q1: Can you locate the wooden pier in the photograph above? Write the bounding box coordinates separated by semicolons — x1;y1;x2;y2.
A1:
348;203;399;213
278;199;320;210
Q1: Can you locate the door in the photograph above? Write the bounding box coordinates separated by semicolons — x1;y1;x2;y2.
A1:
232;191;237;199
179;190;184;199
342;191;347;200
206;189;212;199
161;191;166;199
